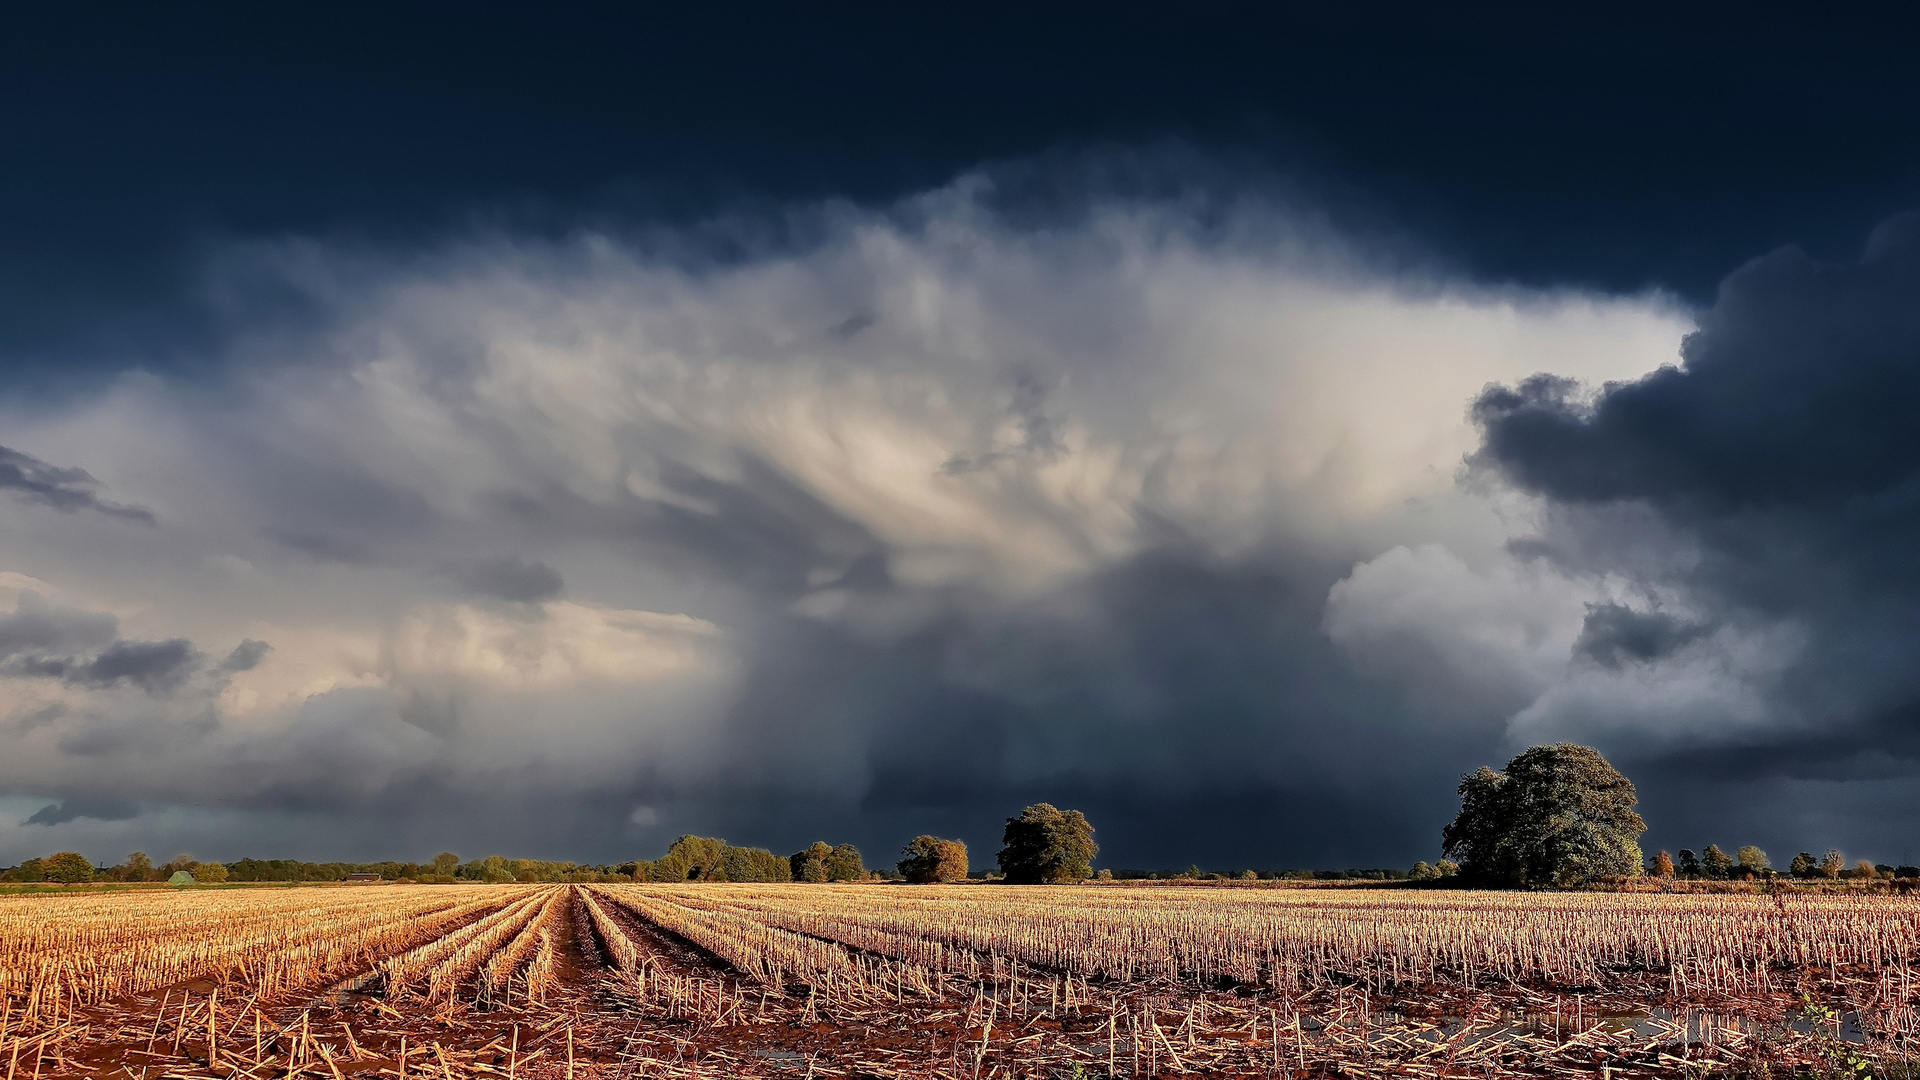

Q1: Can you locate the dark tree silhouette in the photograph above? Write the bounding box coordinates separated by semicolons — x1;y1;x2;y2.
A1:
997;803;1097;884
790;842;831;883
1701;844;1733;879
825;844;864;881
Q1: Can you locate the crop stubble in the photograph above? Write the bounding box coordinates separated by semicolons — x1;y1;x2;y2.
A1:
2;883;1917;1077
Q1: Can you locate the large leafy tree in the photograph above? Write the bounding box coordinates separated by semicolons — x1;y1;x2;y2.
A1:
997;803;1097;884
718;845;792;883
825;844;865;882
783;841;863;882
43;851;96;883
790;841;832;883
1440;744;1645;888
898;836;969;883
649;836;727;881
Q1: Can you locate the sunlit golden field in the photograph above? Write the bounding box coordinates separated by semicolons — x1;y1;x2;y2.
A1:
3;883;1915;1077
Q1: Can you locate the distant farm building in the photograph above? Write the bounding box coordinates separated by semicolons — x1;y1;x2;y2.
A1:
344;873;383;883
167;871;194;886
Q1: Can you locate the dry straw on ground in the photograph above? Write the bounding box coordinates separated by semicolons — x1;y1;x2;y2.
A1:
2;881;1915;1077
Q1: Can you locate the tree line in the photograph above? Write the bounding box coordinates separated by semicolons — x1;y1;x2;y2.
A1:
13;778;1908;891
0;802;1102;886
1642;846;1914;881
0;850;645;885
615;804;1098;885
619;836;871;883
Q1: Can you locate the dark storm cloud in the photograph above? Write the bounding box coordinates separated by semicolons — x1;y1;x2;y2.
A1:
0;595;231;696
220;639;272;673
1475;213;1920;783
76;639;198;692
1474;219;1920;513
0;608;196;694
444;558;564;603
1572;603;1711;669
10;3;1920;383
0;445;154;523
24;795;139;826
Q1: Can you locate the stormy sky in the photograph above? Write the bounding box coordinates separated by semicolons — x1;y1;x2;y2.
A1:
7;7;1920;870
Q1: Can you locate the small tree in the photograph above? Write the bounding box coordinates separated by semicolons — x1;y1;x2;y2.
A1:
1435;859;1459;877
650;836;727;881
1650;851;1675;878
432;852;460;877
1789;852;1819;878
1736;846;1770;876
188;861;229;884
43;852;95;884
1821;849;1845;880
117;851;154;882
1409;861;1437;881
997;803;1098;884
1677;849;1701;877
477;855;518;883
1853;860;1879;880
791;842;832;883
898;836;969;883
1701;845;1734;879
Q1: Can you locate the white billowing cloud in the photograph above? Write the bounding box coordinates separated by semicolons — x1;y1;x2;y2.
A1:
1505;619;1810;747
1322;539;1807;748
1323;543;1600;723
0;175;1703;858
190;196;1685;597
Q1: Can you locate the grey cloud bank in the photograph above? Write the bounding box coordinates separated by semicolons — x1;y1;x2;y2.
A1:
4;170;1906;869
1470;215;1920;804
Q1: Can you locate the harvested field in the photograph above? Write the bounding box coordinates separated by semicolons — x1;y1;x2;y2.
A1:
2;883;1917;1077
